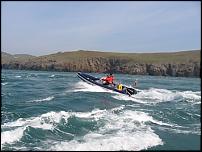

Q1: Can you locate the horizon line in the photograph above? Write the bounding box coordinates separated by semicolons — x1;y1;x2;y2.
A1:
2;48;201;56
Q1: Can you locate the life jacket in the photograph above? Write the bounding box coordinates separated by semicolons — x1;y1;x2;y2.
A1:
105;76;113;84
117;84;123;91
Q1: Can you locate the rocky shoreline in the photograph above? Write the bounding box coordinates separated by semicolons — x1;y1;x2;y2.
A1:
2;57;200;78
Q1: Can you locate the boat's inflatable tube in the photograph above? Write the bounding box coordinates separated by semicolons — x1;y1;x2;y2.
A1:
77;72;137;96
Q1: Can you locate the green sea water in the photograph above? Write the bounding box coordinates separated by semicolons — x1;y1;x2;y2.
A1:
1;69;201;151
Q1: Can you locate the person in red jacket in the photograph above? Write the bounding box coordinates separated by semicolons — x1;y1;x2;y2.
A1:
101;73;114;85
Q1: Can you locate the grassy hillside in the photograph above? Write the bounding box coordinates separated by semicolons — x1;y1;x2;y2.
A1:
2;52;36;63
2;50;200;64
34;49;200;64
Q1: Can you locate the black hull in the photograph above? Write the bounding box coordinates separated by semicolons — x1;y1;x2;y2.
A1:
77;72;137;96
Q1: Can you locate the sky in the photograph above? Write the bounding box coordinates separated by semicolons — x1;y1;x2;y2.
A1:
1;1;201;56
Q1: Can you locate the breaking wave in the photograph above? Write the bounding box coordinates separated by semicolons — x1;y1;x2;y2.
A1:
2;82;8;86
1;106;166;150
49;74;55;78
15;75;22;78
27;96;55;102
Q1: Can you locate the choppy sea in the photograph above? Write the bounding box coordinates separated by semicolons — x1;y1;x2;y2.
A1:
1;69;201;151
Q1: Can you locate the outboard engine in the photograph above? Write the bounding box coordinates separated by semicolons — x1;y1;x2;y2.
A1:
126;88;137;95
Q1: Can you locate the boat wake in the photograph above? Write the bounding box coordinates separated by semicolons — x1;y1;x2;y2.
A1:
113;88;201;104
73;81;200;105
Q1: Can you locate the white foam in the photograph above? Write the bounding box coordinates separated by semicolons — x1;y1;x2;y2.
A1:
112;94;147;104
49;74;55;78
49;107;165;151
111;105;125;112
28;96;54;102
74;108;108;121
2;106;167;150
3;112;60;129
1;111;71;145
112;88;201;104
26;74;38;78
51;131;162;151
73;81;110;93
178;91;201;103
158;125;201;136
170;128;201;135
135;88;178;102
2;82;8;86
15;75;21;78
73;82;200;105
1;127;25;145
194;114;200;117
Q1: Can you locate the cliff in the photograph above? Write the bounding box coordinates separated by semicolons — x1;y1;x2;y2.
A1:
1;50;201;77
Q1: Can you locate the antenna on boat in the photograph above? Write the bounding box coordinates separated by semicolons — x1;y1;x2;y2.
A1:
133;79;138;88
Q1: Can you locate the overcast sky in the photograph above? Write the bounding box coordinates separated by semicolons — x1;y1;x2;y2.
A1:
2;1;201;56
